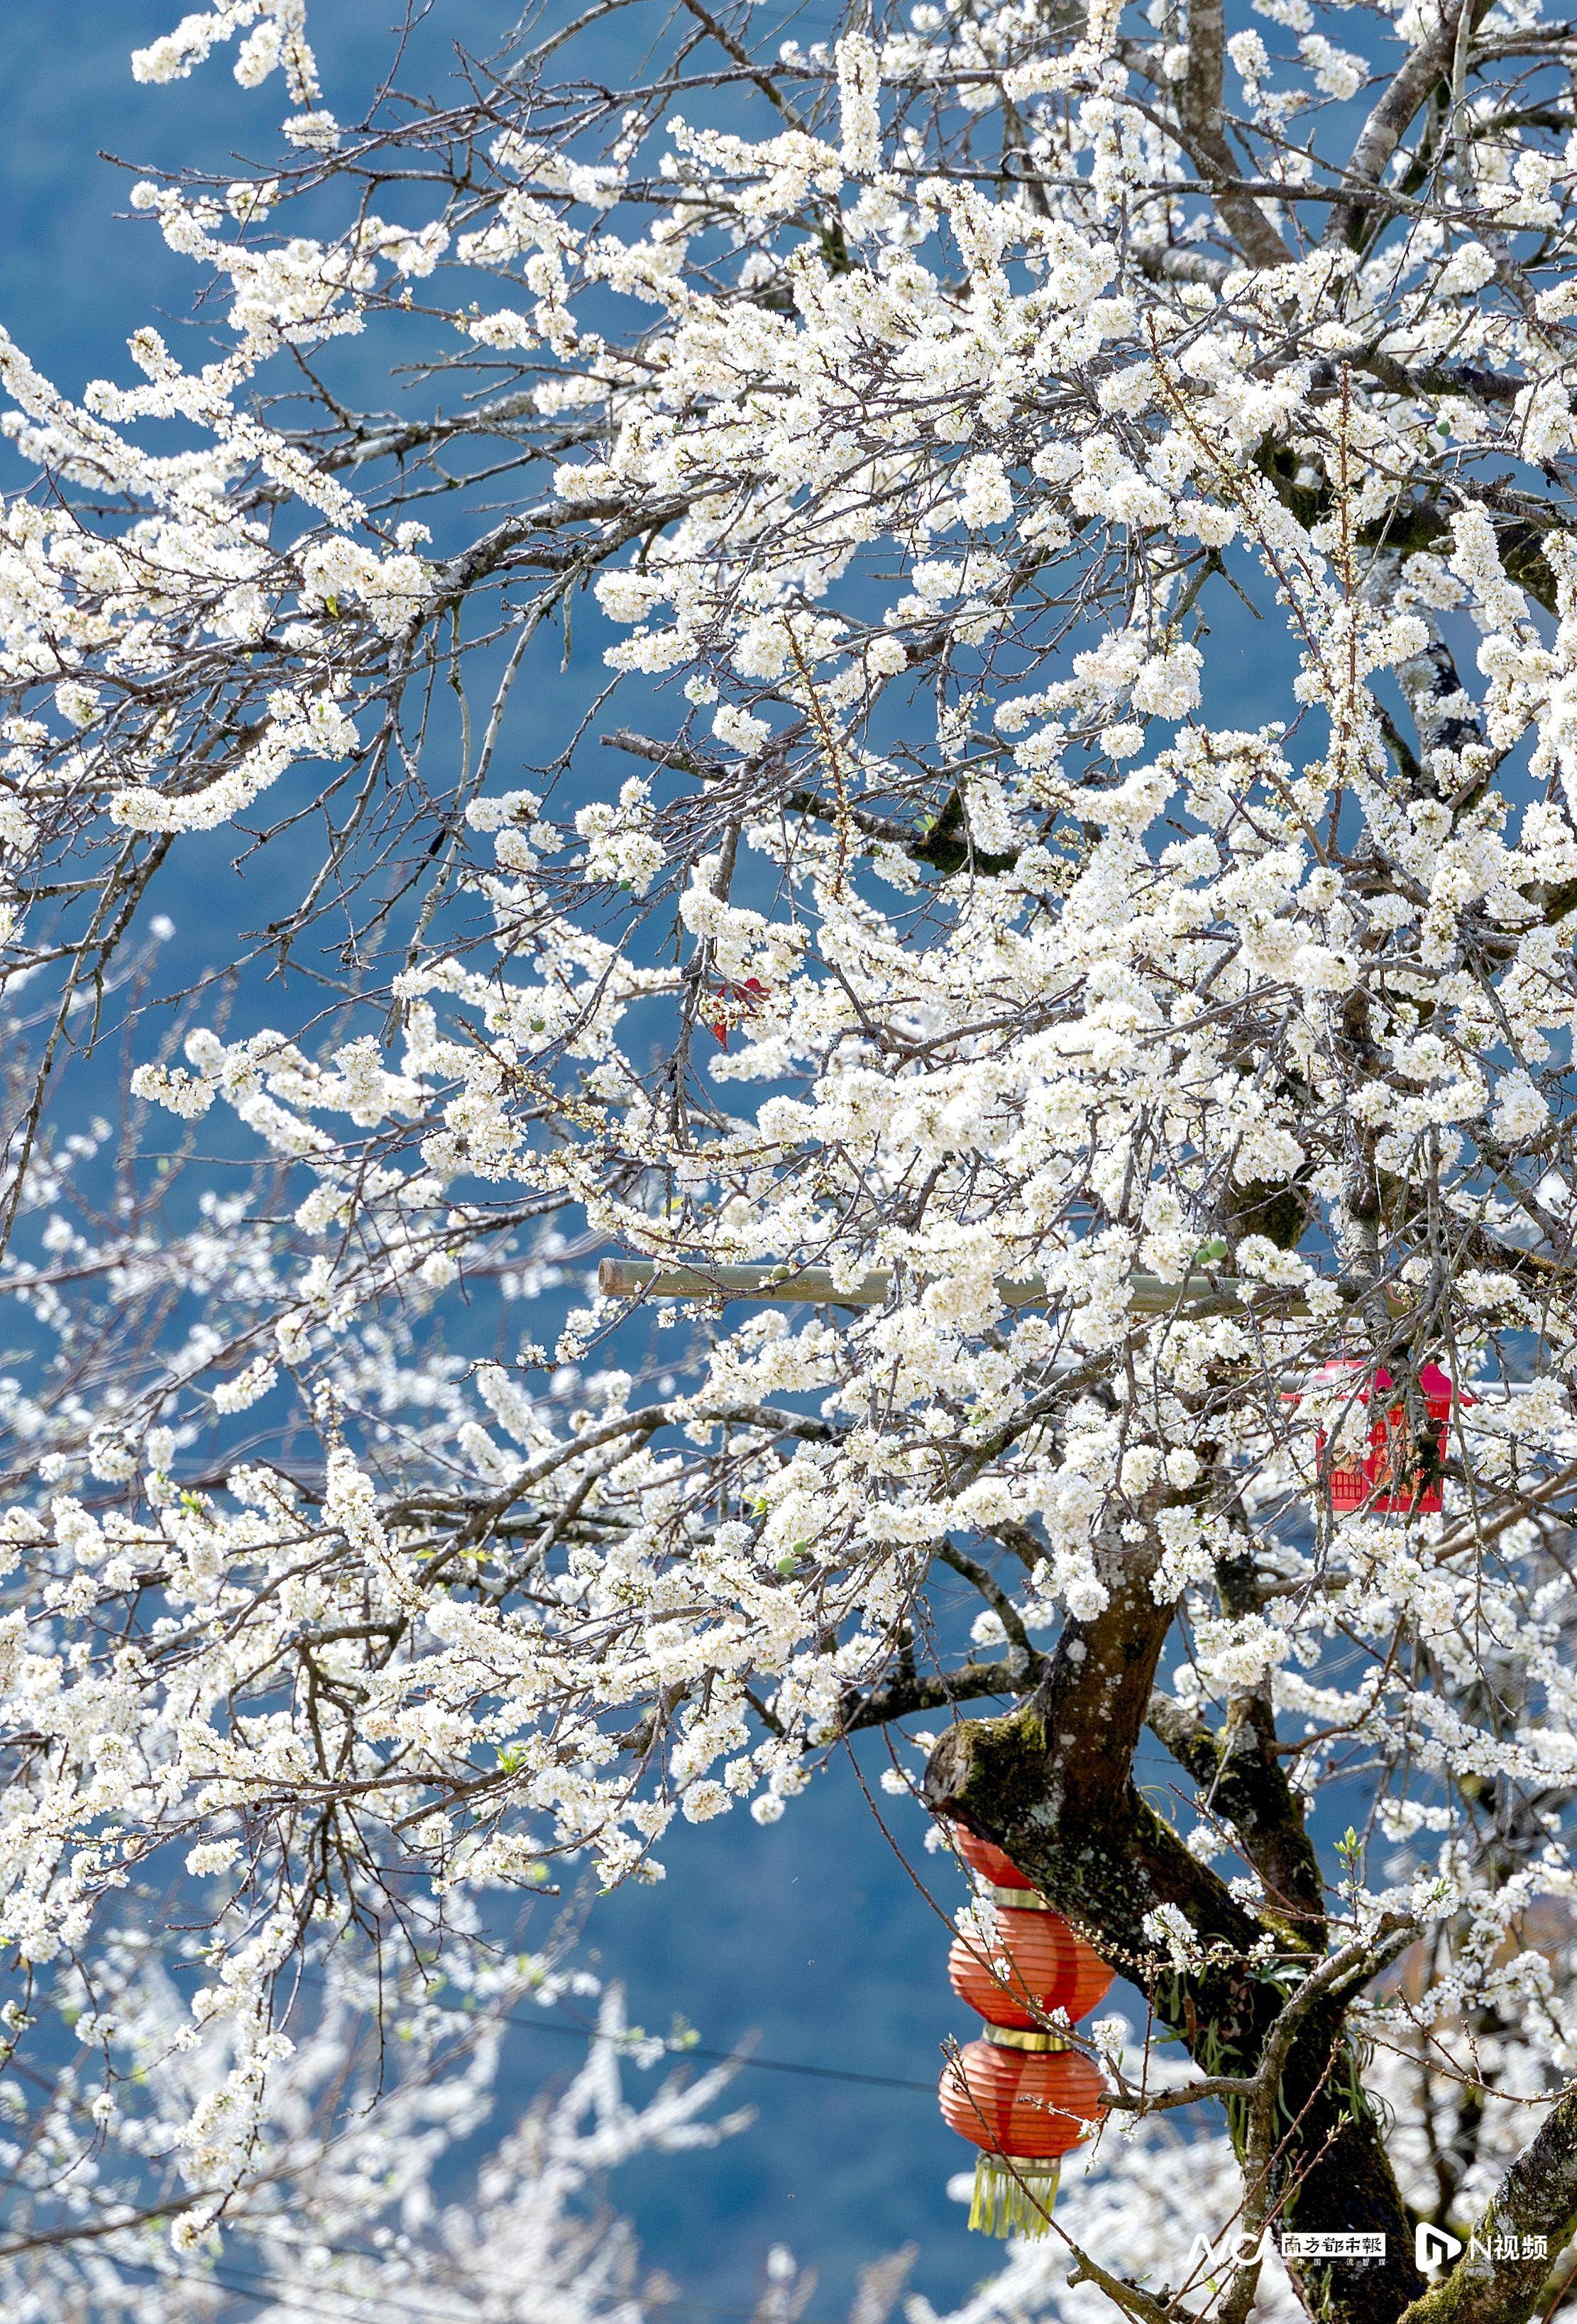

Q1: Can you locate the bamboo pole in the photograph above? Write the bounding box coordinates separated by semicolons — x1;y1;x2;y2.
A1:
597;1257;1324;1316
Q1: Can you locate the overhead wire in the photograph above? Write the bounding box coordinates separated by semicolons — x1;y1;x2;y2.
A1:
496;2003;938;2094
280;1954;943;2096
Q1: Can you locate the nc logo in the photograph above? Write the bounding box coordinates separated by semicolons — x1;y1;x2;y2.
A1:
1415;2225;1463;2272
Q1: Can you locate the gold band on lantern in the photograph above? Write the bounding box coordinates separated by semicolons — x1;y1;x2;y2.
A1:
981;2023;1071;2052
982;1882;1057;1910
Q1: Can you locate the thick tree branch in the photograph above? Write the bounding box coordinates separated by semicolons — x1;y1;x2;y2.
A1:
1146;1688;1326;1943
840;1656;1033;1731
1326;0;1476;246
1399;2089;1577;2324
1178;0;1295;266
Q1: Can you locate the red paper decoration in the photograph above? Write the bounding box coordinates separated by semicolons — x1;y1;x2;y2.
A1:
1315;1360;1461;1516
948;1909;1112;2027
939;1827;1110;2237
952;1826;1034;1890
940;2039;1108;2158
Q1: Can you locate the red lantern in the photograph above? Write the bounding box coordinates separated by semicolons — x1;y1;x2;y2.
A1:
948;1910;1112;2027
940;1826;1113;2235
1314;1360;1462;1516
939;2037;1106;2236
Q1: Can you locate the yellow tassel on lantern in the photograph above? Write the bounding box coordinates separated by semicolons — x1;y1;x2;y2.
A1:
967;2154;1060;2240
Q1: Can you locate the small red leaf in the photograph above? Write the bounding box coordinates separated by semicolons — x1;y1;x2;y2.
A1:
708;978;769;1050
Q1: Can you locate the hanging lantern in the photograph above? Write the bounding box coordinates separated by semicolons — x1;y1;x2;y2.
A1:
947;1827;1112;2020
948;1907;1112;2027
939;2037;1106;2237
939;1827;1111;2237
1314;1360;1462;1516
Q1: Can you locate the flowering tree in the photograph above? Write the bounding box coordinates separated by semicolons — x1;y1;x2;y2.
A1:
4;0;1577;2317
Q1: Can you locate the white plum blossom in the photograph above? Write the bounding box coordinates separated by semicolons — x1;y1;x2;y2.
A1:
0;1;1576;2316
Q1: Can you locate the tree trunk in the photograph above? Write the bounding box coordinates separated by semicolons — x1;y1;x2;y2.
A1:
924;1536;1426;2324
